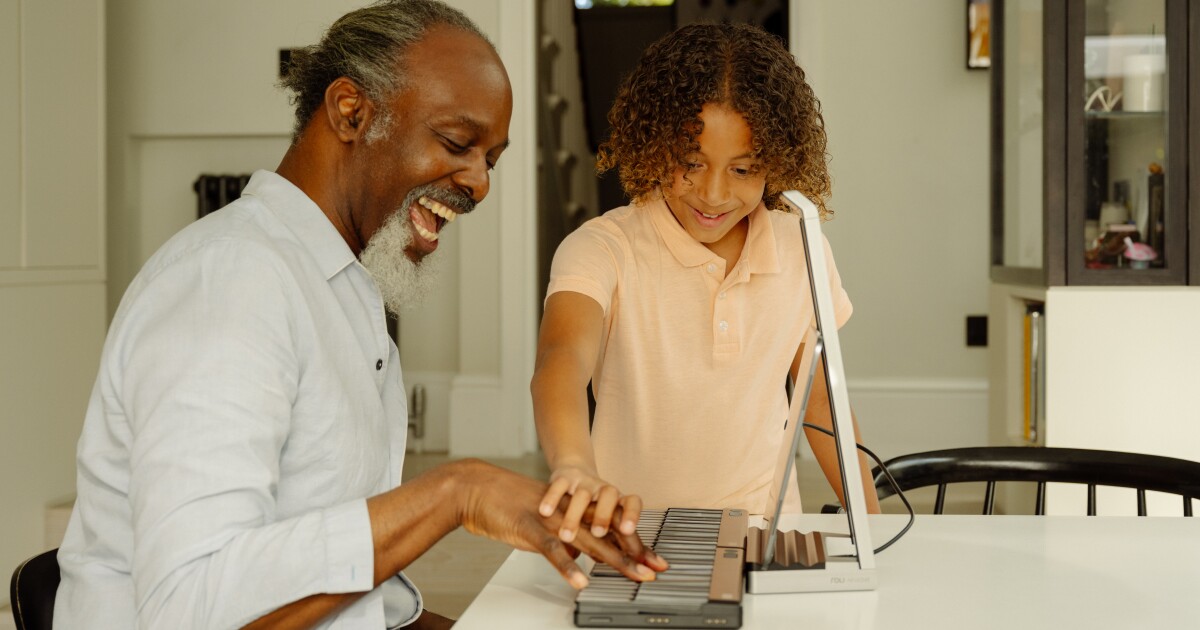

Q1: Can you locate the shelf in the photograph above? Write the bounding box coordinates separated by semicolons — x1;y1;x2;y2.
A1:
1084;110;1164;120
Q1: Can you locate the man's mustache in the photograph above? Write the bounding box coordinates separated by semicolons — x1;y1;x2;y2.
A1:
407;184;475;216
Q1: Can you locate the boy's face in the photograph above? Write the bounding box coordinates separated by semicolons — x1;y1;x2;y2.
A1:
664;103;766;253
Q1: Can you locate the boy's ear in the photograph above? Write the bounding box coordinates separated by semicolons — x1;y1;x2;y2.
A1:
323;77;375;143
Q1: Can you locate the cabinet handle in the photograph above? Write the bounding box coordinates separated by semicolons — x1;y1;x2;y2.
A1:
1028;311;1044;444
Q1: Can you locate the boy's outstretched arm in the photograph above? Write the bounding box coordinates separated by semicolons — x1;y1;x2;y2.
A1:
794;354;883;514
531;292;664;563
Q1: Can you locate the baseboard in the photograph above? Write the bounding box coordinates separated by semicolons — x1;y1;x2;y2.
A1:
437;375;989;460
798;378;990;462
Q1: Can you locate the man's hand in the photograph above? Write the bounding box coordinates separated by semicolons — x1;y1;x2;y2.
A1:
244;459;665;629
455;459;667;588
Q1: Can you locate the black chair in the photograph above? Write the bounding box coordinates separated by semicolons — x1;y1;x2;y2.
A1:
872;446;1200;516
9;548;59;630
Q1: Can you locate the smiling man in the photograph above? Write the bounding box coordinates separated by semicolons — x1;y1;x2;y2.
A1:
53;2;661;629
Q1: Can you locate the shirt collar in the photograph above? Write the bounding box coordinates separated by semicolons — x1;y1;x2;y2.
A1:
648;197;781;275
240;170;358;280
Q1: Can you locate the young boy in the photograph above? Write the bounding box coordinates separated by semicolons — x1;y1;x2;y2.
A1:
533;22;881;543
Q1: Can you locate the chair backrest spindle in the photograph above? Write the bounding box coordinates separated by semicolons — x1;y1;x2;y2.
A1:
983;481;996;515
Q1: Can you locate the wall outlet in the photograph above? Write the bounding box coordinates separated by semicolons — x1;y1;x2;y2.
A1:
966;315;988;347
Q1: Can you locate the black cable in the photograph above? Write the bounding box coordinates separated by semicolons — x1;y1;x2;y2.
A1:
801;422;915;554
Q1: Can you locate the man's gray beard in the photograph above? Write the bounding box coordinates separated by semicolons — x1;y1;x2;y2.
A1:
360;195;444;316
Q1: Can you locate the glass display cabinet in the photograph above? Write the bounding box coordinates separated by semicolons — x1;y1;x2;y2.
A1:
987;0;1199;465
990;0;1197;286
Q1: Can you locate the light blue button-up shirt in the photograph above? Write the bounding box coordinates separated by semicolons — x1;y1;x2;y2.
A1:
56;170;421;629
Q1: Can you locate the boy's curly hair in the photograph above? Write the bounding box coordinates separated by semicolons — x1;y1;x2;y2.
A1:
596;22;832;218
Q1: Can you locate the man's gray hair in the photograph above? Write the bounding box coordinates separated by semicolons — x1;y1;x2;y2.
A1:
280;0;489;141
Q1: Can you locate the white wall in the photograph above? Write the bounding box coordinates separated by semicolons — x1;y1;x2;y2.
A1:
448;0;539;457
793;1;992;459
0;0;107;606
106;0;538;457
105;0;362;314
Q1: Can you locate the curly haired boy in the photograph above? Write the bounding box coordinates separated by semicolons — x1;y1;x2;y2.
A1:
532;22;881;543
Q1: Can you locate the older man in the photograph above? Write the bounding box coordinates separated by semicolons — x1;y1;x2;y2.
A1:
54;2;662;628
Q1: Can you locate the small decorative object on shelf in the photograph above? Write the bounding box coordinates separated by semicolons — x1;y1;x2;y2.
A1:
1122;51;1165;112
1086;224;1137;269
968;0;992;69
1123;237;1158;270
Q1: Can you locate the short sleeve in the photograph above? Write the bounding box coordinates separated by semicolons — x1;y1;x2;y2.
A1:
546;220;623;315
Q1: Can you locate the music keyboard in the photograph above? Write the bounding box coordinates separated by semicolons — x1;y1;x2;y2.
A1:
574;508;747;628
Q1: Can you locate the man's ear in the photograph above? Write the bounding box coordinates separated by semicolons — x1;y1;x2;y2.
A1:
322;77;375;144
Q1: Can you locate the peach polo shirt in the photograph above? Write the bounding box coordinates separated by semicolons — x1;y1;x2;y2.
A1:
546;199;852;514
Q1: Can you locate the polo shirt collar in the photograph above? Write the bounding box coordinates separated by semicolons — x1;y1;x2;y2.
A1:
241;170;358;280
648;198;781;275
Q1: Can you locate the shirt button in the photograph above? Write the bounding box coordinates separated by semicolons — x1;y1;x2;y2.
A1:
719;320;729;332
706;263;717;274
718;291;727;299
376;359;383;371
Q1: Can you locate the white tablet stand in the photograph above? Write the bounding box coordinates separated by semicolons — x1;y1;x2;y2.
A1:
745;190;877;594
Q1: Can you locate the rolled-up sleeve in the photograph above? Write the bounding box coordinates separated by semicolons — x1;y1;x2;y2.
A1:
546;221;623;315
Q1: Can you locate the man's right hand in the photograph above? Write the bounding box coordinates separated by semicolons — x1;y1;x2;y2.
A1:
455;459;667;589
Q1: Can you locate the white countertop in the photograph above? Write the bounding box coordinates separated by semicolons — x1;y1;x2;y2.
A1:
455;514;1200;629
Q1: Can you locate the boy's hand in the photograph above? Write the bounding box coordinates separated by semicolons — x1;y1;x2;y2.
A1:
540;466;641;545
456;460;666;588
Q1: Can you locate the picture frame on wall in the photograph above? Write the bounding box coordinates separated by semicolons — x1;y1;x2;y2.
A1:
968;0;991;69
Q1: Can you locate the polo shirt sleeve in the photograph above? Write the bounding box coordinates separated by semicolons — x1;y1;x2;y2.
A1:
546;220;622;315
821;233;854;328
115;240;375;628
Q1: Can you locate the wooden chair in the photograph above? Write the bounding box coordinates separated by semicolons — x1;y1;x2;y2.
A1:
9;548;59;630
872;447;1200;516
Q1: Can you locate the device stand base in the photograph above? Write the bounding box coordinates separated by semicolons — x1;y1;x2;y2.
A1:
744;528;877;594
